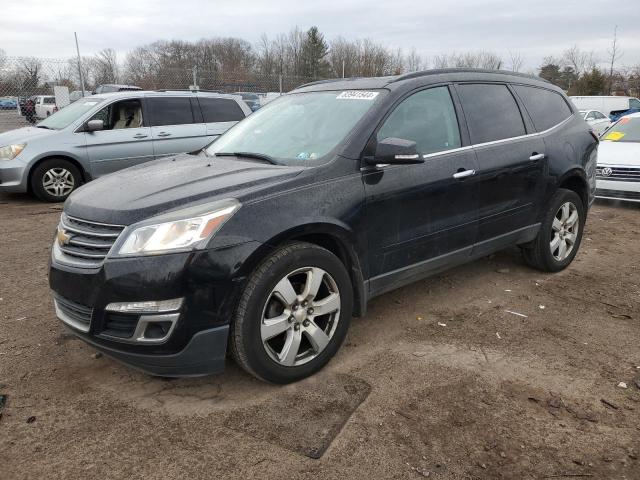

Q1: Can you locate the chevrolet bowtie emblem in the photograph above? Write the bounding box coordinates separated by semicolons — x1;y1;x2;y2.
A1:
57;227;72;246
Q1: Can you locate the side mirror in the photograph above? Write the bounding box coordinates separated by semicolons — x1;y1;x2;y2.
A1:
367;137;423;166
86;119;104;132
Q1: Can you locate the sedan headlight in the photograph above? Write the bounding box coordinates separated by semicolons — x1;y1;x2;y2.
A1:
0;144;26;160
117;200;240;256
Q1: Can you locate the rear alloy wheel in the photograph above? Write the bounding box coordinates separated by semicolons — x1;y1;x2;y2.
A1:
523;188;585;272
230;242;353;383
31;158;82;202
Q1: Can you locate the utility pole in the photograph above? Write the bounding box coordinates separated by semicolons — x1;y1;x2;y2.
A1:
608;25;621;95
342;60;345;78
74;32;86;96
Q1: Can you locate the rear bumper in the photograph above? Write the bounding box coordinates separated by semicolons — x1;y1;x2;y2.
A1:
63;324;229;377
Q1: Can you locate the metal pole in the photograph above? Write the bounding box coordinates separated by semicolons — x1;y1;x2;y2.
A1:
74;32;86;96
279;74;283;94
342;60;345;79
192;65;197;90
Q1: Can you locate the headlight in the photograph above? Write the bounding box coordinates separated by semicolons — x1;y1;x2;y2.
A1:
0;144;26;160
117;199;240;256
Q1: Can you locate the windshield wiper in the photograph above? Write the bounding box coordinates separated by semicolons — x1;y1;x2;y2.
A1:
36;125;52;129
215;151;280;165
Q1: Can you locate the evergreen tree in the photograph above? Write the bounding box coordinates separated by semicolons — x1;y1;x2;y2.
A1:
302;27;330;79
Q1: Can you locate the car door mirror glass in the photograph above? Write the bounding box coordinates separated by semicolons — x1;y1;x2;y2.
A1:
86;119;104;132
369;137;423;165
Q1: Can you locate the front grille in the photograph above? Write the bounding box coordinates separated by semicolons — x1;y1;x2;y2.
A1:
57;214;125;268
596;165;640;181
54;294;93;332
596;188;640;200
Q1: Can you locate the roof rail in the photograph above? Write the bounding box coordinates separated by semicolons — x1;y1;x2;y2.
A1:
154;89;227;94
391;68;549;84
296;77;365;89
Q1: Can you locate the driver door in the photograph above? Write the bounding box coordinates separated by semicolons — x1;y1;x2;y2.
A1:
362;85;480;296
84;98;154;177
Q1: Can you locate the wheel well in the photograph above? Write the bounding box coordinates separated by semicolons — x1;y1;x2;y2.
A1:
559;175;588;209
27;155;88;192
289;232;366;318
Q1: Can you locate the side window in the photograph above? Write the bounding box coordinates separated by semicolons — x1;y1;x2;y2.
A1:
198;98;245;122
595;112;606;119
147;97;194;127
513;85;572;132
586;111;596;120
377;86;461;155
629;98;640;109
457;83;526;143
89;99;144;130
44;97;55;104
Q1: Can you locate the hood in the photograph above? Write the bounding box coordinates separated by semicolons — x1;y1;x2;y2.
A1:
0;126;58;146
65;153;305;225
597;141;640;166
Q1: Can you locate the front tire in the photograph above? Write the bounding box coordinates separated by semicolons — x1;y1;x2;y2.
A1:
31;158;81;202
230;242;353;384
523;188;585;272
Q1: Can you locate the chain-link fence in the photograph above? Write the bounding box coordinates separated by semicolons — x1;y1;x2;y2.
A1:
0;56;323;133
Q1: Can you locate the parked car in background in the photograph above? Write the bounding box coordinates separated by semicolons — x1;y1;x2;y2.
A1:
260;92;282;106
47;70;596;383
93;84;142;94
0;90;250;201
0;98;18;110
579;109;611;135
34;95;58;119
69;90;92;103
595;113;640;202
236;92;261;111
570;95;640;121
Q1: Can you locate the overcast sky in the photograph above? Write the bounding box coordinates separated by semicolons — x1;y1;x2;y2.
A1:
3;0;640;71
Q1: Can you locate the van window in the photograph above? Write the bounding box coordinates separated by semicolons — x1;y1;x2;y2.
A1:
457;84;525;144
198;98;245;122
44;97;56;104
147;97;195;126
89;99;144;130
513;85;572;132
630;98;640;109
377;86;461;155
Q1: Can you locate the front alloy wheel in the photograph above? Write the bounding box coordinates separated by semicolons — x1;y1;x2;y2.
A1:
261;267;341;367
550;201;579;261
230;242;353;384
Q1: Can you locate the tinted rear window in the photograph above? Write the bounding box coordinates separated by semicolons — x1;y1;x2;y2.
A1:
513;85;572;132
198;98;245;122
457;84;526;144
147;97;195;126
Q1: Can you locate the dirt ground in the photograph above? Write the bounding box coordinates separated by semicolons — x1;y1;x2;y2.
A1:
0;192;639;480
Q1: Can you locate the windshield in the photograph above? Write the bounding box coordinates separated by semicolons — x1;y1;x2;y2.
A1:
37;98;104;130
206;90;382;163
602;116;640;143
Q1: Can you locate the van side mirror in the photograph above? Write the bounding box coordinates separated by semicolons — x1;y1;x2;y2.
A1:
367;137;423;166
86;119;104;132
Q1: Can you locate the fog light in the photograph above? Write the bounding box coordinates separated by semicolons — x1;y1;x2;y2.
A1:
105;298;183;314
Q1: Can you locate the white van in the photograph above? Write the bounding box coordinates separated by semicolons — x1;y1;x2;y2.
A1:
570;96;640;118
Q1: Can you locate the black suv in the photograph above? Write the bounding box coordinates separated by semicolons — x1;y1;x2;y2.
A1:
49;69;597;383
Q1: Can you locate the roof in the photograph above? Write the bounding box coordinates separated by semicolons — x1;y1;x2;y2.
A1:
85;90;243;101
294;68;552;93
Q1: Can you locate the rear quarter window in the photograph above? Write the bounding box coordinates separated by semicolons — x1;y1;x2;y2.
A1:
513;85;572;132
198;98;245;122
456;83;526;144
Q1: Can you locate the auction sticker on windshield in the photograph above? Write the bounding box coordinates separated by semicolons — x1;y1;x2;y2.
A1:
336;91;379;100
603;131;625;141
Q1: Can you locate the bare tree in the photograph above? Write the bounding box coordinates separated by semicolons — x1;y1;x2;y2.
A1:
432;51;503;70
404;48;423;72
508;51;524;72
562;45;596;76
92;48;119;85
607;25;622;94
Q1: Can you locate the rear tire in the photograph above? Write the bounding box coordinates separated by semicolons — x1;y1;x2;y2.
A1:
31;158;82;202
230;242;353;384
523;188;585;272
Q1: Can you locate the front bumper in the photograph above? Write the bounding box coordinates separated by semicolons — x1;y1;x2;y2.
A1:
49;241;262;376
0;158;29;192
596;178;640;203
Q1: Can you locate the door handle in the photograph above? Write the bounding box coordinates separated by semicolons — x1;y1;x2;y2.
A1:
157;132;171;137
529;153;546;161
133;133;148;139
453;169;476;179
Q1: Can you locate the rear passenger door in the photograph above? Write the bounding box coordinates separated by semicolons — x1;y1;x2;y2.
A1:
146;96;207;158
455;83;546;251
197;97;246;141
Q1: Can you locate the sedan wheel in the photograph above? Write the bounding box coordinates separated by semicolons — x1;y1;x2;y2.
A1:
261;266;341;367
